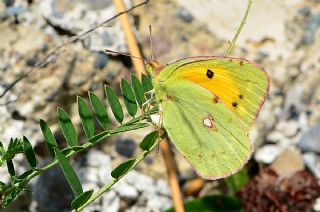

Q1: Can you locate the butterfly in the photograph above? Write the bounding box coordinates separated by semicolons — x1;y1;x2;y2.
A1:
146;56;269;180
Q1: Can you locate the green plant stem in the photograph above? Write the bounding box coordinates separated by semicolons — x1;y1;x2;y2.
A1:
2;107;158;197
224;0;253;56
76;139;160;211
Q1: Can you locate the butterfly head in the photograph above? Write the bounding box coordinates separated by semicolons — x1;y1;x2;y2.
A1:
146;60;164;77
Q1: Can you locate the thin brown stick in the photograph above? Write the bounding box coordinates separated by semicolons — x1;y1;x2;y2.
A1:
113;0;146;79
159;131;185;212
0;0;150;98
112;1;185;211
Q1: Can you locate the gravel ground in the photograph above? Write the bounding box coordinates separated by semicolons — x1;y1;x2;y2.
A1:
1;0;320;211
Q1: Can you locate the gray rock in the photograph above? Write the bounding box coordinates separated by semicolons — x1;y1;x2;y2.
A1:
298;6;310;16
2;120;24;141
33;166;74;212
314;197;320;211
102;190;120;212
0;166;10;184
79;149;113;183
303;152;320;179
94;52;109;69
282;84;304;120
39;0;128;52
155;179;171;196
115;137;136;158
176;9;193;23
303;11;320;45
124;170;154;193
146;194;172;211
298;124;320;153
113;180;138;200
254;144;282;164
0;6;28;21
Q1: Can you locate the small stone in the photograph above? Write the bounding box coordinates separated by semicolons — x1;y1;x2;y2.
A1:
3;120;24;140
86;149;111;167
124;170;154;192
275;120;299;137
113;180;138;200
143;156;153;165
94;52;109;69
79;167;100;184
314;197;320;211
266;131;284;143
303;12;320;45
78;149;113;184
155;179;171;196
176;9;193;23
0;166;10;184
0;62;9;71
146;193;172;211
271;148;304;179
26;55;39;67
298;6;310;16
17;102;35;117
102;190;120;212
254;144;282;164
115;137;136;158
33;166;74;212
303;152;320;179
3;0;15;7
298;124;320;153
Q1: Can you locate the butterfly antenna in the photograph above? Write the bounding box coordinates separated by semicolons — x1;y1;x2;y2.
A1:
105;49;148;63
148;25;155;61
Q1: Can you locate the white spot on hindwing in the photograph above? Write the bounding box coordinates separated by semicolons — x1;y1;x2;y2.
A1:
203;117;213;128
203;115;217;131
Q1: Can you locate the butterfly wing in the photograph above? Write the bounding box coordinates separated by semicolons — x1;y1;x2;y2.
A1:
160;79;252;179
158;57;269;132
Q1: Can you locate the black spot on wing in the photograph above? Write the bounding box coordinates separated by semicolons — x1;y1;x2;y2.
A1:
206;69;214;79
232;101;238;108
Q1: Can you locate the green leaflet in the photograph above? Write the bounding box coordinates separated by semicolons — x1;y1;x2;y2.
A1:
57;108;78;147
71;189;94;210
131;74;146;109
78;96;95;138
40;119;58;157
120;79;138;117
139;131;158;151
88;91;109;130
54;148;83;196
105;85;124;123
22;136;37;168
141;74;153;92
111;159;135;179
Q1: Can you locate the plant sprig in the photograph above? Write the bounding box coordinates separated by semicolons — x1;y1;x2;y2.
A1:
0;74;159;210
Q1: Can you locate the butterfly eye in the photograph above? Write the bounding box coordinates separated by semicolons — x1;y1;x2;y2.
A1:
206;69;214;79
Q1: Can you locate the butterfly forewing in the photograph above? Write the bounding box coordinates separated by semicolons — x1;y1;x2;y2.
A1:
158;57;269;132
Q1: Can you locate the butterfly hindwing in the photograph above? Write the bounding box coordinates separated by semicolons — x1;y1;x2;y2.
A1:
161;80;252;179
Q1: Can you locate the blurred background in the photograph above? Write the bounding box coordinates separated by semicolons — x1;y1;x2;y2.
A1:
0;0;320;211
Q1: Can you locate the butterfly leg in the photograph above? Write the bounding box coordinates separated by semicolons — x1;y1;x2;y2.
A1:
140;89;156;120
155;111;163;153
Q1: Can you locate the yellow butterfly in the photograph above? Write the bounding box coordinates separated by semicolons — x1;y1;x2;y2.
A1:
146;57;269;179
